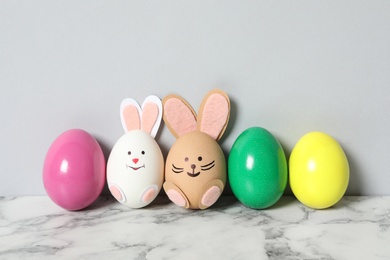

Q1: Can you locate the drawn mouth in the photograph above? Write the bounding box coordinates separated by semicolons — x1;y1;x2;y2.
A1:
187;171;201;177
126;164;145;171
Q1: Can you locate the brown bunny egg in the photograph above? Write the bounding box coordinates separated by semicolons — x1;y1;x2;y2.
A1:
165;131;226;209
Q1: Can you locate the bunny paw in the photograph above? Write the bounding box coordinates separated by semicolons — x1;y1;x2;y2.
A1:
199;179;224;209
140;185;158;204
163;182;189;208
200;186;221;208
166;190;186;207
109;184;126;203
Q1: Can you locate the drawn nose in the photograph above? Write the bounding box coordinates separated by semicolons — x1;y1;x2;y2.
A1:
191;164;196;170
132;158;139;164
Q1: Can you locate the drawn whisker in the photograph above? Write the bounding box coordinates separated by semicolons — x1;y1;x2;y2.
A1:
201;160;215;168
172;164;184;174
201;166;215;171
201;162;215;171
172;164;184;170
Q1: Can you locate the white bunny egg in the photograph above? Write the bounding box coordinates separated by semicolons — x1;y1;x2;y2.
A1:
107;130;164;208
107;95;164;208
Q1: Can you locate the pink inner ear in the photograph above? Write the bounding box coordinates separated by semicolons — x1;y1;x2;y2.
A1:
164;99;197;137
123;106;140;132
142;103;158;134
200;94;229;140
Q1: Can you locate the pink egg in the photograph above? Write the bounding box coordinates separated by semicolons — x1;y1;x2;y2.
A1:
43;129;106;210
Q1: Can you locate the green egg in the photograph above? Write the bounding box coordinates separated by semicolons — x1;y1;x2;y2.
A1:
228;127;288;209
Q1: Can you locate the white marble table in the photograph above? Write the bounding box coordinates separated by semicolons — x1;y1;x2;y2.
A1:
1;196;389;259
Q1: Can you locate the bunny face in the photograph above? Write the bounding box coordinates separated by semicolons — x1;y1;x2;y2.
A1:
108;130;164;188
107;96;164;208
162;89;230;209
165;131;226;205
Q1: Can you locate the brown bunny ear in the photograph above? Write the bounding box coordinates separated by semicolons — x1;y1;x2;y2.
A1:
163;94;198;138
197;89;230;141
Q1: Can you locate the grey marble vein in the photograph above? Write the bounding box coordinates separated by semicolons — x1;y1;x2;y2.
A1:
0;196;389;259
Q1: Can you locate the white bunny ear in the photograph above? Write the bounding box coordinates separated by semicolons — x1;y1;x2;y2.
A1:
120;96;162;137
141;95;163;138
120;98;142;133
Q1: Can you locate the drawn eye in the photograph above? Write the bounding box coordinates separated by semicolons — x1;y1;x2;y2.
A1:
198;156;203;161
127;151;131;155
141;151;145;155
185;157;189;162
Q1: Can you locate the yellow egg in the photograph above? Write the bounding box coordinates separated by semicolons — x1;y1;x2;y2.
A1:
289;132;349;209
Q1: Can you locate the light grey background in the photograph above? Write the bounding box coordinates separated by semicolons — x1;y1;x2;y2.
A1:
1;1;389;196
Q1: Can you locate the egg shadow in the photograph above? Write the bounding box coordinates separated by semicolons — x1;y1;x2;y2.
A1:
82;196;118;211
271;132;293;196
95;137;112;196
208;196;240;210
155;126;171;159
341;145;364;196
220;95;238;145
220;97;239;196
265;196;296;210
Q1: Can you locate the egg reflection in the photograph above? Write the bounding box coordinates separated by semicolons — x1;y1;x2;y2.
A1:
246;155;255;169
